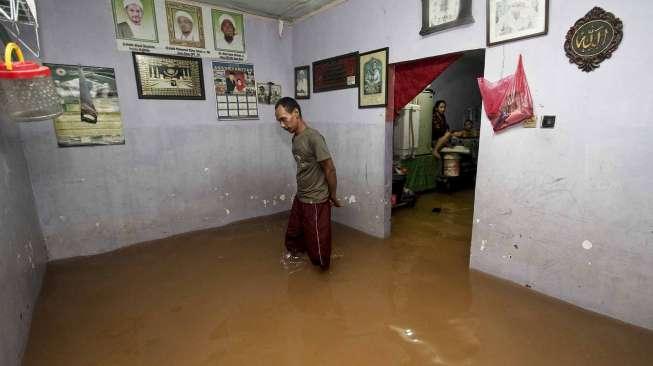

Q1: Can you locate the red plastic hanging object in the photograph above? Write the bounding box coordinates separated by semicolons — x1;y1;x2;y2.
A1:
477;55;533;132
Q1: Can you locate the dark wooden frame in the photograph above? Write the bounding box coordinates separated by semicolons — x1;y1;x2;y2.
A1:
132;52;205;100
486;0;549;46
294;65;310;100
312;51;359;93
420;0;474;36
564;7;623;72
358;47;389;109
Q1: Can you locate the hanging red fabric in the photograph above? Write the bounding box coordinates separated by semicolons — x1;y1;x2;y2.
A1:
477;55;533;132
393;52;462;117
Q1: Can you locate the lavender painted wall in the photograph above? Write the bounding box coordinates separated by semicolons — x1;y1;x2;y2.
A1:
0;112;47;366
292;0;653;329
19;0;296;260
470;1;653;330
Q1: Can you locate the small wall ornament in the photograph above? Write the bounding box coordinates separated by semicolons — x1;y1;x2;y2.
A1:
564;7;623;72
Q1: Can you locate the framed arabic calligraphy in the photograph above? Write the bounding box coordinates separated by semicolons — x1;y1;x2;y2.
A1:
313;52;359;93
564;7;623;72
487;0;548;46
132;52;205;99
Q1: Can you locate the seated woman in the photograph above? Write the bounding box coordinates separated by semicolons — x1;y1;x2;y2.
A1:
433;119;478;158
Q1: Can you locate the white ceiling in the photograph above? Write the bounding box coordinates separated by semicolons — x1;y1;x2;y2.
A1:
200;0;345;22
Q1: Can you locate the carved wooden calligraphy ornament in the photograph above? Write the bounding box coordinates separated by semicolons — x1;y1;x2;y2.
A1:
564;7;623;72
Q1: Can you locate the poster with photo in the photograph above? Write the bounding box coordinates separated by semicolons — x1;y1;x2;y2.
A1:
213;62;258;120
112;0;246;60
45;64;125;147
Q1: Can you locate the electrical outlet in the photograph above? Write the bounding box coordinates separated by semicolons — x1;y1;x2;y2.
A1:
541;115;556;129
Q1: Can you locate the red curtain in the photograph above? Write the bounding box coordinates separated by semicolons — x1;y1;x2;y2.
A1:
392;52;462;118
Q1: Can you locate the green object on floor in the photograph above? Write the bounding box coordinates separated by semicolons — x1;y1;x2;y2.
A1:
401;154;439;192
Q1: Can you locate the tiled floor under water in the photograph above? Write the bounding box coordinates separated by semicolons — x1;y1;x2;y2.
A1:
24;190;653;365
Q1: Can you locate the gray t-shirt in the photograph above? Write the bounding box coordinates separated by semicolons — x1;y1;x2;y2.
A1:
292;127;331;203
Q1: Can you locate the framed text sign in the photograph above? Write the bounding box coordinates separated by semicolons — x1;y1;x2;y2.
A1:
564;7;623;72
312;52;359;93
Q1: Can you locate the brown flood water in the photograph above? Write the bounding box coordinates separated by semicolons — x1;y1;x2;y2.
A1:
24;190;653;365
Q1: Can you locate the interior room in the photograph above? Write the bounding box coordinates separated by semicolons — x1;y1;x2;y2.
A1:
1;0;652;365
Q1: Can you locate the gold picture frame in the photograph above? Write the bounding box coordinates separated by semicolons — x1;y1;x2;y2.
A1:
132;52;205;100
165;0;205;48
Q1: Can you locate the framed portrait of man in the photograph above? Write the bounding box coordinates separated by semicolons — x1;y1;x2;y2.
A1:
212;9;246;54
165;0;205;48
487;0;549;46
111;0;158;42
420;0;474;36
294;65;310;100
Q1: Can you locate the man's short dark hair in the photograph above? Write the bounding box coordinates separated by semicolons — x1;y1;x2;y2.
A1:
275;97;302;118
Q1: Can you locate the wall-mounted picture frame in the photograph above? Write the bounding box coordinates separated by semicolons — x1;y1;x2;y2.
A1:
212;9;246;55
165;0;205;48
294;65;310;99
132;52;205;100
358;47;388;108
487;0;548;46
313;52;359;93
257;82;282;104
111;0;159;43
420;0;474;36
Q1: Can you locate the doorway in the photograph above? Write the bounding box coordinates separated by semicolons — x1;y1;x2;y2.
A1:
388;49;485;254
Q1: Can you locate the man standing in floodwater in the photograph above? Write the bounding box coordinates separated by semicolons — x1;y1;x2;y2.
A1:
275;97;341;270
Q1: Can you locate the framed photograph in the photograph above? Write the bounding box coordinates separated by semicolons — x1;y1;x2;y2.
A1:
487;0;549;46
313;52;359;93
132;52;205;99
165;0;205;48
256;82;281;104
212;9;246;53
294;65;310;99
111;0;158;42
212;62;259;120
420;0;474;36
358;47;388;108
45;63;125;147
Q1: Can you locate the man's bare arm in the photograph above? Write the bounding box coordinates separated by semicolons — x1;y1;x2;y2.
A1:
320;158;341;207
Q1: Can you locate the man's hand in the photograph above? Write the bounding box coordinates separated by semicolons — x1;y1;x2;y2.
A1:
330;195;343;207
432;149;441;159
